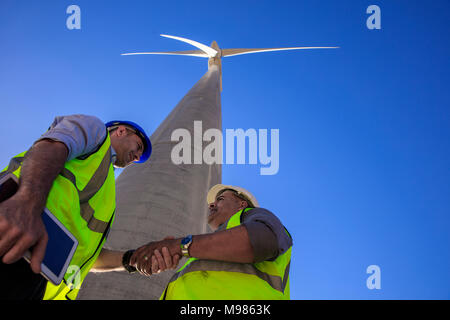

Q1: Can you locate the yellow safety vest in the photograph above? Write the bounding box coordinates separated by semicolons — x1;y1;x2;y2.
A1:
1;133;116;300
161;208;292;300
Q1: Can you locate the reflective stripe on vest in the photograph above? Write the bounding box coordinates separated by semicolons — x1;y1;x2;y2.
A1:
161;208;292;300
1;133;116;300
58;146;112;234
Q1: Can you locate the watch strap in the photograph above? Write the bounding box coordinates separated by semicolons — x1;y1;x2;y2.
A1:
181;235;193;257
122;250;137;273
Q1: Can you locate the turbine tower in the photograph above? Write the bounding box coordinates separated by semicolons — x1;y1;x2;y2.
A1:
78;35;337;300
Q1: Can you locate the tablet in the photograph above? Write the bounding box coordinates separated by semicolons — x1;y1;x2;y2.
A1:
0;173;78;285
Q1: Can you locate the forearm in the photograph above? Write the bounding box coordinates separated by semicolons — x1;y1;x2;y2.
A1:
131;226;255;268
188;226;255;263
91;248;126;272
18;139;68;207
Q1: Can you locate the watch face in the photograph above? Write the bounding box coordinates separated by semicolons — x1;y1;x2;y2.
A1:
182;235;192;245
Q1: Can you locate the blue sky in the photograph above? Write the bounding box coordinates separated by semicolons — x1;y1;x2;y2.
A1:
1;1;449;299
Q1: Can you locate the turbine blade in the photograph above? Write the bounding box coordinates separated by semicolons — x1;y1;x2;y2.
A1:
121;50;209;58
222;47;339;57
160;34;218;58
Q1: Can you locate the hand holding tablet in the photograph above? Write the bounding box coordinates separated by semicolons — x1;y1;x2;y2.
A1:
0;173;78;285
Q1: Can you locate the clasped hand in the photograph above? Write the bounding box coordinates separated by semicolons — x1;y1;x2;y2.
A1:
130;237;181;276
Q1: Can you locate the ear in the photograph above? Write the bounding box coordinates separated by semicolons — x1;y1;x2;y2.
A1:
115;125;128;137
239;201;248;210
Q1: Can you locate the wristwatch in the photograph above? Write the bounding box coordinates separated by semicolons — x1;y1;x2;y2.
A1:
122;250;137;273
180;235;193;257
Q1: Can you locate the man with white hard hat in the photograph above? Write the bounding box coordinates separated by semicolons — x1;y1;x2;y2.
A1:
130;183;293;299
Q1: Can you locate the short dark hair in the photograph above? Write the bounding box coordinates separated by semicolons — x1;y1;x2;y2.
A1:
216;188;254;208
108;125;135;136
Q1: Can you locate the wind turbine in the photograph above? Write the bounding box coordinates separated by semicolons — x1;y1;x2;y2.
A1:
78;35;338;300
122;34;339;91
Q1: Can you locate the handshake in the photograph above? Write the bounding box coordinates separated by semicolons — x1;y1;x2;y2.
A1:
128;236;183;276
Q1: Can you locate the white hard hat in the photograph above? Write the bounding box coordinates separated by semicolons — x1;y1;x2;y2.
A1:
207;184;259;208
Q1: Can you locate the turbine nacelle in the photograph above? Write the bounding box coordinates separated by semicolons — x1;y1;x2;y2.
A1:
122;34;339;91
209;41;222;57
208;41;222;72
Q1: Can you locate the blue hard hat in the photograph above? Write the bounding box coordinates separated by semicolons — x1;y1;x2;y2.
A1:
105;120;152;163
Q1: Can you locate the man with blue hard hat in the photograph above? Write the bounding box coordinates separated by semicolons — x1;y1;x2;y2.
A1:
105;120;152;166
0;114;173;300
